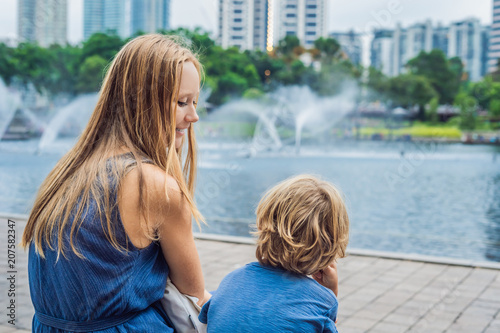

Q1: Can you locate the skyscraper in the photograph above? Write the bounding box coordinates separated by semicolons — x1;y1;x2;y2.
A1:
18;0;67;47
330;31;362;66
131;0;171;35
448;18;482;81
390;20;433;76
84;0;128;40
275;0;327;47
218;0;270;51
489;0;500;72
371;29;393;77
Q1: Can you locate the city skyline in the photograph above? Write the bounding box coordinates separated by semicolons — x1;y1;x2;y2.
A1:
0;0;493;44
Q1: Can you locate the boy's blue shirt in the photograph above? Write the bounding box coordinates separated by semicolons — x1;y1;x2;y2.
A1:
199;262;339;332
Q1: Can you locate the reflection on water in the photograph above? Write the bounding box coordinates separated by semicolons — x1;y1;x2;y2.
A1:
1;140;499;262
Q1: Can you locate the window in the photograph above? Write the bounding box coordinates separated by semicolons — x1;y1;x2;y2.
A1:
233;1;243;4
232;36;243;40
286;13;296;18
234;9;242;13
306;22;316;26
233;27;243;31
306;13;316;18
307;4;317;9
286;4;296;8
286;31;296;36
234;18;242;22
306;31;316;35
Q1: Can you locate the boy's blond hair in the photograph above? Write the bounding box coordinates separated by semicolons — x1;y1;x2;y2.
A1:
255;175;349;276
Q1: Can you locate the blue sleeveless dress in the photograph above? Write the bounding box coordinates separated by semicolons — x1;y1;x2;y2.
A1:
28;155;174;332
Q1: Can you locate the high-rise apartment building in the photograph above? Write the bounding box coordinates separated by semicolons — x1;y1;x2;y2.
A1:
131;0;170;35
18;0;67;47
489;0;500;72
391;20;433;76
330;31;362;66
84;0;170;41
371;18;489;81
275;0;327;48
371;29;394;77
84;0;128;40
448;18;482;81
218;0;270;51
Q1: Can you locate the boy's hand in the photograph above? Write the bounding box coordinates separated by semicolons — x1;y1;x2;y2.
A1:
312;261;338;296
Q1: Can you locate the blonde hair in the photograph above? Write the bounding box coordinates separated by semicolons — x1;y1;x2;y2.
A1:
21;34;203;258
255;175;349;275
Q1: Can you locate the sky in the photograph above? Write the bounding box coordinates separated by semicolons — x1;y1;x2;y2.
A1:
0;0;493;44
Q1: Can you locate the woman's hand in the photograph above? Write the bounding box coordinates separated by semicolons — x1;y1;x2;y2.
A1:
312;261;339;296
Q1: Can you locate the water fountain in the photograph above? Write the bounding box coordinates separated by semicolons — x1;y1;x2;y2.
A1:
38;93;99;152
204;85;357;155
0;80;22;140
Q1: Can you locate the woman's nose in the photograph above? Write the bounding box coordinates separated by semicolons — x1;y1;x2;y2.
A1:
186;106;199;123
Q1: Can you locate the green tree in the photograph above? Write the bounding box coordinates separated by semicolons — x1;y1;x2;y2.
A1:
76;55;109;93
388;74;438;121
312;37;341;64
10;42;55;93
0;43;15;85
427;97;439;124
407;50;461;104
81;33;124;62
455;93;477;130
490;99;500;117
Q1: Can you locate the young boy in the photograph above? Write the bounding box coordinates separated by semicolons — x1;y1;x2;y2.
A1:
199;175;350;332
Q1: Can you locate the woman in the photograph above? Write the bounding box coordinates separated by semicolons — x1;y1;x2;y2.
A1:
21;34;210;332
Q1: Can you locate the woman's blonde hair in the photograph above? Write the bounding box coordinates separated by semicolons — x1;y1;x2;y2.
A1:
21;34;203;258
255;175;349;275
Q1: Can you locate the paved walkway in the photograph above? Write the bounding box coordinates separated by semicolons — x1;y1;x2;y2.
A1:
1;215;499;333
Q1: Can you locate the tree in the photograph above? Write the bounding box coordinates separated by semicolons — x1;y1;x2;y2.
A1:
0;43;15;85
276;35;301;61
312;37;341;65
407;50;461;104
427;97;439;124
455;93;477;130
388;74;438;121
81;33;124;62
76;55;109;93
10;42;55;93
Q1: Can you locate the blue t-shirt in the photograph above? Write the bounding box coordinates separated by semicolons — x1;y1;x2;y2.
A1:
199;262;338;332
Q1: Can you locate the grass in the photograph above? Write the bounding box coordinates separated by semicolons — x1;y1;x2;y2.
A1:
359;124;462;139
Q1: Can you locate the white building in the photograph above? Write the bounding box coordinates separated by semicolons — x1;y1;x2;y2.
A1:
275;0;327;48
390;20;433;76
84;0;128;40
18;0;67;47
371;29;393;77
448;18;482;81
218;0;270;51
489;0;500;72
329;31;362;66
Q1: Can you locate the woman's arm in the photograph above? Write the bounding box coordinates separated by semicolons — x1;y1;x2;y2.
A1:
119;163;209;305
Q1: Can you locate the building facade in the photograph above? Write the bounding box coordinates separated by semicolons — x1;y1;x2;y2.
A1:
218;0;269;51
489;0;500;72
371;18;490;81
84;0;170;41
371;29;394;77
330;31;362;66
18;0;67;46
448;18;482;81
275;0;327;48
84;0;128;40
131;0;170;35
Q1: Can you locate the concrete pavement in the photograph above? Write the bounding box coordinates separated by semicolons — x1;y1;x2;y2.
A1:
1;215;499;333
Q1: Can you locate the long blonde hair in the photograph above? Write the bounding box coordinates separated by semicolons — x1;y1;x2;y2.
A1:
21;34;203;258
255;175;349;275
